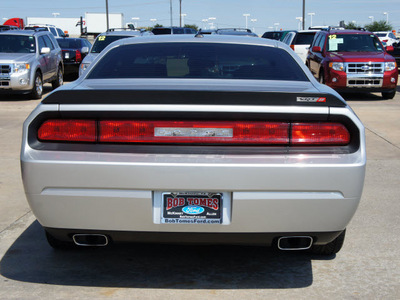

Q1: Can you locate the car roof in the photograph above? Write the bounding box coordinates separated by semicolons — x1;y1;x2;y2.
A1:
98;29;142;37
115;34;277;48
325;29;373;35
0;29;49;36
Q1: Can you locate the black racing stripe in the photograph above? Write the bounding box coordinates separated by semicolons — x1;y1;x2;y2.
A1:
42;89;347;107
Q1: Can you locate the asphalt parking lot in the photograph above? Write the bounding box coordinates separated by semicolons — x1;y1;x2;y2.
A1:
0;83;399;299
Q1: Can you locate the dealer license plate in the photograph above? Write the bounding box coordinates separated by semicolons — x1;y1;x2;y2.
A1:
161;192;223;224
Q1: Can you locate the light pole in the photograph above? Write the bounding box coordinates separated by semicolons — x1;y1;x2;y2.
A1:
243;13;250;28
274;22;280;31
202;19;208;29
131;17;140;29
52;12;60;18
296;17;303;31
105;0;109;31
208;17;216;29
250;19;257;33
369;16;374;23
308;12;315;27
302;0;305;30
170;0;173;27
383;12;389;24
179;0;182;27
181;13;187;27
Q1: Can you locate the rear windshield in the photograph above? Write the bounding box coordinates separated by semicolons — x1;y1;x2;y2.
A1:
262;32;283;40
0;35;36;53
88;42;308;81
327;34;384;52
152;28;172;35
57;38;81;48
375;33;386;37
91;35;133;53
293;32;316;45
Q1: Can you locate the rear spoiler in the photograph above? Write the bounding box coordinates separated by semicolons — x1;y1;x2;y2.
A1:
42;90;346;107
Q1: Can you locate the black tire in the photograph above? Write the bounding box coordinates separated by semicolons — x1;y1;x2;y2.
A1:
45;231;76;250
382;89;396;100
310;229;346;255
51;66;63;89
30;71;43;99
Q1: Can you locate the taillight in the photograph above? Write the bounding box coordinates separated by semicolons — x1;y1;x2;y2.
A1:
38;120;96;142
382;39;388;43
291;123;350;145
76;50;82;62
290;45;295;50
99;120;290;144
37;120;351;146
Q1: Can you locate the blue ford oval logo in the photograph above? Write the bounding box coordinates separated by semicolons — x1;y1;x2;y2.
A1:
182;206;204;215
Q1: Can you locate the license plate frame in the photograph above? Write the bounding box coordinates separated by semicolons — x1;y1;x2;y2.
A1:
161;192;223;224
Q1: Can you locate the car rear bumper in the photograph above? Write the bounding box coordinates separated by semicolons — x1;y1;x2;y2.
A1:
22;147;365;234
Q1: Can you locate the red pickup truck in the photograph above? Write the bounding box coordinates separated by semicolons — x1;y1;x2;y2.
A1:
306;29;398;99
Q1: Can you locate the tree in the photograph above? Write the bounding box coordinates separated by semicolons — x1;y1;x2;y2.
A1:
345;22;358;30
184;24;199;31
365;20;393;31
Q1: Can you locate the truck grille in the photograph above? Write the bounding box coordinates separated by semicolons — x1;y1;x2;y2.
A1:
0;65;11;74
345;62;384;74
347;78;383;87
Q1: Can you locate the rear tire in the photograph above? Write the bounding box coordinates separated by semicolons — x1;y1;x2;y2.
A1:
45;231;76;250
51;66;63;89
382;89;396;100
30;71;43;99
310;229;346;255
318;69;325;84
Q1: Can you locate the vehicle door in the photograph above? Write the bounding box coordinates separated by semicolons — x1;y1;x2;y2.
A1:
42;35;58;77
308;33;321;75
315;34;327;79
37;36;50;80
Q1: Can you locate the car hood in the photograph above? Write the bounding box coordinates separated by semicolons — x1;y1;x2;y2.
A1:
0;52;35;63
327;51;390;62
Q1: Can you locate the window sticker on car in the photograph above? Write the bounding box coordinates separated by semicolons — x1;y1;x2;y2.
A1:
329;35;337;40
328;38;343;51
98;36;106;41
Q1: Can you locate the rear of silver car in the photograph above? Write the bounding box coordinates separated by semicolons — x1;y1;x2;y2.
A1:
21;88;365;250
20;36;366;253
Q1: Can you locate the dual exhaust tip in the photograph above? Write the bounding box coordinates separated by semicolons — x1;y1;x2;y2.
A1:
72;234;109;247
71;234;313;250
277;236;313;250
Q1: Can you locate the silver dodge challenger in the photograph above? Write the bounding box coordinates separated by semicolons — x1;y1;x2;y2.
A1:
21;35;366;255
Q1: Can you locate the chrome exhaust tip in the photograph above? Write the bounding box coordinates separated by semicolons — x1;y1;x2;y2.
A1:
277;236;313;251
72;234;109;247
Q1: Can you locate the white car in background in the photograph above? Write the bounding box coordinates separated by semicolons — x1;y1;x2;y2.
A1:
374;31;399;46
282;30;318;63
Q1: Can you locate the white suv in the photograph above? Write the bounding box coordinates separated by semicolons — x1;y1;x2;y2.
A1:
282;30;318;63
374;31;399;46
25;24;67;38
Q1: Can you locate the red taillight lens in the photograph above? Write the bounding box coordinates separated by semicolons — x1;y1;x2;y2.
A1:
382;39;388;42
290;45;295;50
37;120;351;146
38;120;96;142
291;123;350;145
76;50;82;62
98;120;290;144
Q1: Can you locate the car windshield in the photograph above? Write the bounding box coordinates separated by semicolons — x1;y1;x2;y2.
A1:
57;38;81;48
91;35;132;53
327;34;384;52
262;32;283;40
152;28;172;35
88;42;308;81
0;35;36;53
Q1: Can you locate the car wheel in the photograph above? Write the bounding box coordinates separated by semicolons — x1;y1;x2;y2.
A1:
45;231;76;250
30;71;43;99
52;66;64;89
382;89;396;100
310;229;346;255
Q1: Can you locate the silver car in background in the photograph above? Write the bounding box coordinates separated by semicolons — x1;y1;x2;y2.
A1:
0;29;63;99
21;35;366;255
